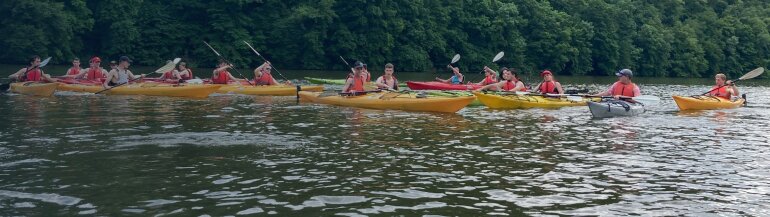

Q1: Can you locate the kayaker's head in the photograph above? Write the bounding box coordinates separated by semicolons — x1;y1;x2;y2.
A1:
353;61;365;75
119;56;132;69
89;57;101;68
71;58;81;68
541;70;554;82
715;73;727;86
29;55;41;67
451;66;461;75
384;63;394;76
109;60;118;69
616;69;633;84
501;69;514;81
217;59;229;68
177;61;187;71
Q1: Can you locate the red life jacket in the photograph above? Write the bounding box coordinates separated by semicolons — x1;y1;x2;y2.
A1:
180;69;193;80
347;76;365;93
86;68;104;80
254;71;276;85
25;68;43;82
610;81;638;97
161;71;175;79
212;70;230;84
482;75;496;85
539;81;558;94
709;85;731;99
378;75;399;90
67;67;80;76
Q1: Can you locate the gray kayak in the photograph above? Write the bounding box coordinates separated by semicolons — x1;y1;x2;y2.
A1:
588;100;645;118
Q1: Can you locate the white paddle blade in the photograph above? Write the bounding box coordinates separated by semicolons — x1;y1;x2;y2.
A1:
492;51;505;62
514;91;529;96
172;58;182;64
633;95;660;105
154;61;176;73
451;54;461;64
566;95;583;102
39;57;53;68
738;67;764;81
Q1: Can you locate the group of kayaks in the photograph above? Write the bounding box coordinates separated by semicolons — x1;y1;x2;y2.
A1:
7;76;748;118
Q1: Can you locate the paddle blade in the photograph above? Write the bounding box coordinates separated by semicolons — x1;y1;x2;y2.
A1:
39;57;52;68
451;54;461;64
632;95;660;105
566;95;583;102
172;58;182;64
738;67;764;81
154;60;177;73
492;51;505;62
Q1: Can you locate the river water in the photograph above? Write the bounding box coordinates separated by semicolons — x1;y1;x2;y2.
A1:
1;65;770;216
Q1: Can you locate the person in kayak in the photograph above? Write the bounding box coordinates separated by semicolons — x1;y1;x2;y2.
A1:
161;61;193;82
253;61;284;85
65;58;82;76
436;66;464;84
103;56;143;88
474;67;498;86
342;61;367;94
706;73;739;99
375;63;399;90
477;68;527;92
533;70;564;94
211;60;242;84
8;55;58;83
595;69;640;100
109;60;118;71
69;56;108;81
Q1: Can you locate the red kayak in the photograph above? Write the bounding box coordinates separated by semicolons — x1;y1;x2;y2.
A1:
406;81;482;90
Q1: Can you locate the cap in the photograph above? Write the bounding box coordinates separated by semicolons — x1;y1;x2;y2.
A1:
109;60;117;65
353;61;365;68
616;69;633;77
119;56;132;63
540;70;552;77
90;56;101;63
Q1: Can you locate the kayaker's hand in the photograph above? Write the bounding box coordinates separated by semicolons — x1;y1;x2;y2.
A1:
613;95;621;100
284;80;293;85
726;80;733;86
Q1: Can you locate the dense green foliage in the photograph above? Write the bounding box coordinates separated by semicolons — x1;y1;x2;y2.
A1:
1;0;769;78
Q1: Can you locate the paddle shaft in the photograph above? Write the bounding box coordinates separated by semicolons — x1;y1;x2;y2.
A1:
243;41;289;81
701;81;738;96
95;76;143;94
203;41;255;86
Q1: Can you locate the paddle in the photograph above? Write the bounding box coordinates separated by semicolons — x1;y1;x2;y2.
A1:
152;58;182;74
603;95;661;105
243;40;290;82
700;67;764;95
468;51;504;84
1;57;53;92
203;41;254;86
94;59;180;94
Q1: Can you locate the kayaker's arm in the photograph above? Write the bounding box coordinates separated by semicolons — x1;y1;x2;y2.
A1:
341;77;354;93
103;70;116;88
41;72;58;83
8;68;26;80
476;81;503;91
512;81;526;92
435;77;449;83
555;82;565;94
727;80;739;97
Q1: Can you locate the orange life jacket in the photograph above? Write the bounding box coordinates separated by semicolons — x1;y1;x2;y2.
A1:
254;71;276;85
67;67;80;76
610;81;638;97
180;69;193;80
482;75;496;85
709;85;731;99
86;68;104;80
347;76;365;93
378;75;399;90
539;81;558;94
24;68;43;82
212;70;230;84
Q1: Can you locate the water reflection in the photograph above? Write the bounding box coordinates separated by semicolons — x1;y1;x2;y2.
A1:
0;86;769;216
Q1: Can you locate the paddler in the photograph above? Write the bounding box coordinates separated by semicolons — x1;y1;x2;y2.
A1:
341;61;366;94
8;55;58;83
474;67;498;86
362;64;372;82
103;56;143;88
594;69;640;100
375;63;399;90
161;61;194;82
436;65;464;84
211;60;243;84
706;73;739;99
477;67;526;92
69;56;108;81
65;58;82;76
533;70;564;94
253;61;285;85
109;60;118;71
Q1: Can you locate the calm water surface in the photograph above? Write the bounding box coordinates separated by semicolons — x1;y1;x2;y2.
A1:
1;67;770;216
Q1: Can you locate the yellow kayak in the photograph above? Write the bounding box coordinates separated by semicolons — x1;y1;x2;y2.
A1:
57;83;221;98
473;91;599;109
10;82;58;97
672;95;745;110
216;85;324;96
298;91;475;113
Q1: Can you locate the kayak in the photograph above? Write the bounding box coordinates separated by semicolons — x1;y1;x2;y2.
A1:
298;91;476;113
305;77;346;85
10;82;58;97
57;83;222;98
406;81;482;91
672;95;745;110
587;100;645;118
425;91;483;106
216;85;324;96
473;92;600;109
